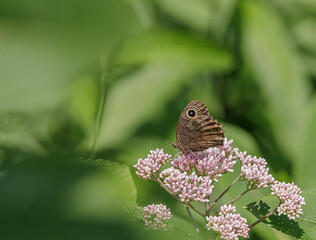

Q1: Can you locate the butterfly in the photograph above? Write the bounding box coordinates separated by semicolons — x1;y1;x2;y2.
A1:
172;100;225;154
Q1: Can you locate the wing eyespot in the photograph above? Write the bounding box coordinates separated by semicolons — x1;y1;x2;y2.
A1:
186;109;196;118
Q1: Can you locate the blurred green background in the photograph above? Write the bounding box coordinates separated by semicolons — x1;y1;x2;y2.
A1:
0;0;316;239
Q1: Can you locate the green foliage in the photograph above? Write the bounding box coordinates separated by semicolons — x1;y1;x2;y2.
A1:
241;0;309;161
246;190;316;240
297;96;316;189
0;0;316;239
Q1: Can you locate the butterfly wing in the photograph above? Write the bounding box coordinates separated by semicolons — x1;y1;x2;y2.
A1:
186;115;224;152
175;100;224;153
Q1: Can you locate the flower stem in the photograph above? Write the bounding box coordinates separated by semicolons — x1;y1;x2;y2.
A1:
249;206;279;228
90;52;109;160
207;230;213;240
185;206;203;240
228;188;250;205
188;202;205;217
207;174;242;214
157;178;205;217
205;202;213;240
157;178;181;201
212;188;250;216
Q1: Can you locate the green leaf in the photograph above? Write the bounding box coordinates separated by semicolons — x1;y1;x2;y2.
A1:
116;29;232;70
63;160;138;220
0;0;141;114
97;67;226;150
297;96;316;189
0;0;143;154
241;0;310;161
0;113;47;154
136;213;202;240
296;190;316;240
170;215;204;239
246;196;303;239
211;170;278;240
67;76;99;134
223;122;261;156
97;63;185;149
292;0;316;13
155;0;237;37
156;0;212;33
0;157;153;240
293;18;316;78
293;19;316;55
124;0;154;29
97;30;232;149
0;76;98;154
302;54;316;78
246;190;316;239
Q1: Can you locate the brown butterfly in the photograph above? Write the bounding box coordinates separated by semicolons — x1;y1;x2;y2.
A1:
172;100;225;154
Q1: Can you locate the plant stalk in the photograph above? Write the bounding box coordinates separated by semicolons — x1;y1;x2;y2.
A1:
185;206;203;240
90;51;109;159
207;174;242;213
212;188;250;216
249;206;279;228
157;178;205;217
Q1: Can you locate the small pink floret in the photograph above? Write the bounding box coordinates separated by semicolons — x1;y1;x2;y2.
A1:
206;204;249;240
143;204;172;230
271;181;305;220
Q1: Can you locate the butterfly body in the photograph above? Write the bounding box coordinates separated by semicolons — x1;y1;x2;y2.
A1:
172;100;224;153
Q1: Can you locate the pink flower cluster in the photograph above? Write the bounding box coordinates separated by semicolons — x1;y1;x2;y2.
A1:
270;181;306;220
160;168;214;203
206;204;249;240
171;138;238;180
240;154;275;189
134;149;171;180
135;138;307;233
143;204;172;230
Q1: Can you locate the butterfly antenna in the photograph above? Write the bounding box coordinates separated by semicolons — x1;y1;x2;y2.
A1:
161;141;179;154
161;143;174;151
